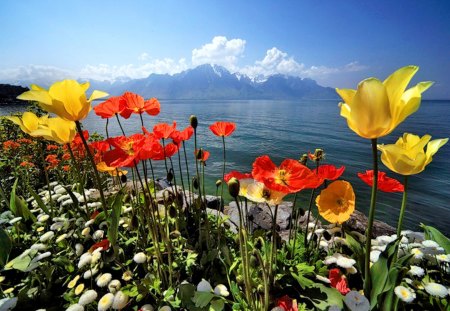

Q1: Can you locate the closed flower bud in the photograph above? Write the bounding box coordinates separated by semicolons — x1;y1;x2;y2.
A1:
314;148;324;161
166;168;174;182
189;115;198;129
192;176;199;190
228;177;240;198
196;148;204;160
300;153;308;165
120;174;127;183
216;180;222;187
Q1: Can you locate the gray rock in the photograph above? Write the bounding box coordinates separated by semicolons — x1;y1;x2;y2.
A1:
344;210;395;238
206;208;238;233
154;178;172;190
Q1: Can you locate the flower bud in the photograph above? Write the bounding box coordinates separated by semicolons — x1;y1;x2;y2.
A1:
196;148;204;160
228;177;240;198
314;148;324;161
166;168;174;182
120;174;127;183
192;176;199;190
215;180;222;187
189;115;198;129
300;153;308;166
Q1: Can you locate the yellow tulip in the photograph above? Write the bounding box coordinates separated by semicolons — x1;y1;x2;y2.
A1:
245;181;286;205
5;112;48;136
32;117;77;145
17;80;108;121
336;66;433;139
377;133;448;175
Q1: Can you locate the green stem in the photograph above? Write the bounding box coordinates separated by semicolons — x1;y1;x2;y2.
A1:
39;141;54;218
75;121;108;218
221;136;226;211
66;144;89;215
364;138;378;298
270;204;279;286
396;176;408;236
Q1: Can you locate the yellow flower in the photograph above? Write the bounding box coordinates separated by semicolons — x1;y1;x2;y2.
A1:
32;117;76;144
316;180;355;224
245;181;286;205
67;275;80;289
17;80;108;121
74;283;85;295
5;112;49;136
377;133;448;175
336;66;433;139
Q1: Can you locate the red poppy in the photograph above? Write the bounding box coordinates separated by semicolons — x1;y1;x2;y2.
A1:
89;140;110;153
224;171;252;183
153;121;177;140
329;268;350;295
89;239;110;252
119;92;161;118
276;295;298;311
103;134;146;167
209;121;236;137
317;165;345;181
171;126;194;145
93;96;125;119
358;170;404;192
195;149;210;163
140;139;178;161
252;155;323;194
90;210;100;220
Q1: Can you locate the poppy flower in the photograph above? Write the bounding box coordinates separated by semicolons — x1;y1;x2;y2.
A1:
153;121;177;140
93;96;125;119
317;165;345;181
140;139;178;161
90;140;110;153
119;92;160;118
171;126;194;145
224;171;252;183
358;170;404;192
276;295;298;311
195;149;210;163
245;181;286;205
252;155;323;194
329;268;350;295
316;180;355;224
209;121;236;137
17;80;108;121
89;239;110;252
103;134;146;167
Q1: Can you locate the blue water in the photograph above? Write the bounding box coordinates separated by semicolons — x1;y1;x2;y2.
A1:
2;100;449;235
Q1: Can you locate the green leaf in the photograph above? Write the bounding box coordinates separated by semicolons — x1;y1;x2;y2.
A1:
10;178;36;222
210;299;225;311
107;188;125;247
421;224;450;253
301;283;343;309
4;249;38;272
290;263;315;289
192;292;214;308
27;184;50;215
0;227;12;268
62;186;79;210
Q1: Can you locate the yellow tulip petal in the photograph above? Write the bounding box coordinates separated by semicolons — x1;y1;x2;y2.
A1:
49;80;88;120
88;90;109;102
17;89;52;106
31;84;48;91
335;88;356;105
383;65;418;106
425;138;448;165
351;78;391;138
80;82;90;92
21;112;40;133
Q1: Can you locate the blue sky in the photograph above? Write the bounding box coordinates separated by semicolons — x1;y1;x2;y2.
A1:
1;0;449;98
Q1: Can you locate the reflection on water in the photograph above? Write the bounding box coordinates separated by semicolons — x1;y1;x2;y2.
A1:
1;100;449;235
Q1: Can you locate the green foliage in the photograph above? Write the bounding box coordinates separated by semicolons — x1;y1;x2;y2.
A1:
9;178;36;222
0;227;12;267
421;223;450;253
107;187;125;247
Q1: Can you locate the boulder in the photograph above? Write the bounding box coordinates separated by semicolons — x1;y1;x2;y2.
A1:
344;210;395;238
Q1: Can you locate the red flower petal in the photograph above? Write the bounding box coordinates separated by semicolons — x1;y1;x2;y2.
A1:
209;121;236;137
317;165;345;181
357;170;404;192
224;171;252;182
93;96;125;119
153;121;177;140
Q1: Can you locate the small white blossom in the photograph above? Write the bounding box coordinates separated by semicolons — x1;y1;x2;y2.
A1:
197;279;212;292
37;214;50;222
140;304;154;311
133;252;147;264
424;282;448;298
108;279;121;293
98;293;114;311
78;253;92;269
315;274;331;283
62;199;74;207
75;244;84;256
9;217;23;225
370;250;381;263
56;233;68;243
411;248;424;261
436;254;450;263
84;219;95;227
394;285;416;303
30;243;47;251
112;291;129;309
91;248;102;264
158;307;171;311
336;256;356;269
31;251;51;263
214;284;229;297
81;227;91;237
96;273;112;288
408;265;425;277
66;304;84;311
40;231;55;242
83;267;99;279
78;289;98;305
422;240;440;248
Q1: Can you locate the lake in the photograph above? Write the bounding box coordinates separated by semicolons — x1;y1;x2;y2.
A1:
2;99;450;235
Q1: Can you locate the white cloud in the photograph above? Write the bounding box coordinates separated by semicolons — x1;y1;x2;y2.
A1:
138;52;150;61
191;36;246;71
0;65;76;86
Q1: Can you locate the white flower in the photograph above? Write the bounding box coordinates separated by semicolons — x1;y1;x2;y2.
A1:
424;282;448;298
122;271;133;281
422;240;440;248
91;248;102;264
81;227;90;237
93;230;104;241
370;250;381;263
336;256;356;269
56;233;68;243
133;252;147;264
75;283;85;295
140;304;154;311
376;235;396;245
98;293;114;311
37;214;50;222
30;243;47;251
79;289;98;305
197;279;212;292
96;273;112;288
319;240;329;250
55;187;67;195
66;304;84;311
214;284;230;297
411;248;424;261
344;290;370;310
78;253;92;269
84;219;95;227
158;307;172;311
315;274;331;283
83;267;99;279
40;231;55;242
31;251;51;263
436;254;450;263
394;286;416;303
62;199;74;207
50;221;64;231
408;265;425;277
112;291;129;309
57;194;71;202
75;244;84;256
108;279;121;293
346;266;358;274
68;275;80;289
323;253;339;265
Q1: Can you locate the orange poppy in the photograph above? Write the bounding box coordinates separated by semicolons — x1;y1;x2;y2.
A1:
209;121;236;137
93;96;125;119
317;165;345;181
315;180;355;224
252;155;323;194
119;92;160;118
195;149;210;163
140;139;178;161
103;134;146;167
153;121;177;140
171;126;194;145
358;170;404;192
224;171;252;183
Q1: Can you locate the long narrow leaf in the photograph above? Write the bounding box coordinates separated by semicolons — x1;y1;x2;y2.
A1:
107;188;124;247
27;184;50;215
0;227;12;268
